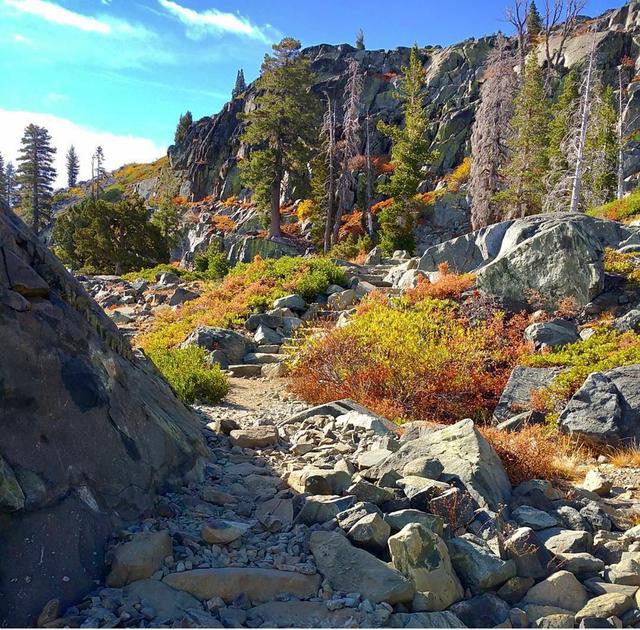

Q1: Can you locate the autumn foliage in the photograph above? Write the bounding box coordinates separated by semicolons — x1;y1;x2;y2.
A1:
289;293;529;423
406;263;475;301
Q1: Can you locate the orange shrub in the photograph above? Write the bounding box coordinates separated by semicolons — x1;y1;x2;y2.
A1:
339;211;366;239
212;215;237;232
480;425;574;485
371;198;394;214
288;296;528;424
282;222;301;237
405;263;476;301
373;156;395;174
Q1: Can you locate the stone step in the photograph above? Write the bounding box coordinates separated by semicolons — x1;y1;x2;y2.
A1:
227;364;263;378
257;344;281;354
244;352;284;365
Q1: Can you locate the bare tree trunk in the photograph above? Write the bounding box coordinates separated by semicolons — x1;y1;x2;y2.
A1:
617;66;625;200
364;112;375;238
570;38;595;213
323;93;336;253
269;144;283;238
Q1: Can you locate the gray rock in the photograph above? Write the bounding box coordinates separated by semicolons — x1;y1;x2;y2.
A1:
0;456;25;512
521;570;589;612
288;466;352;495
347;479;394;506
246;601;370;628
296;495;356;525
537;527;593;554
512;505;559;530
388;524;464;611
384;509;444;537
244;313;283;332
493;366;560;423
183;326;252;365
366;419;511;511
582;470;613;497
122;580;202;625
107;531;173;587
496;576;535;605
575;593;635;623
168;287;199;306
309;530;414;604
156;271;180;286
524;319;580;349
449;593;510;628
534;613;575;628
273;294;306;311
254;324;282;345
504;527;553;580
558;552;606;575
558;365;640;444
387;612;466;628
201;520;249;544
607;552;640;585
613;308;640;333
428;487;477;530
336;502;382;530
448;536;516;592
347;512;391;551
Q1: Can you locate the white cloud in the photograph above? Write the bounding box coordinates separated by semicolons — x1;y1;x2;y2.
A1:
12;32;32;43
157;0;277;43
4;0;112;34
0;110;166;188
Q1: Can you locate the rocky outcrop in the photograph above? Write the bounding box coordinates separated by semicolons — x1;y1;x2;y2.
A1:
170;4;640;204
0;209;206;626
418;214;640;309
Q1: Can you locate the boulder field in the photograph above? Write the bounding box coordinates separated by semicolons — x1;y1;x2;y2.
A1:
0;210;206;626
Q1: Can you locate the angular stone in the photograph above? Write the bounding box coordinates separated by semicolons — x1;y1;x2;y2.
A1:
513;505;559;530
504;527;553;580
557;552;605;575
582;470;612;497
608;551;640;585
296;495;355;525
522;570;589;612
254;324;282;345
201;520;249;544
388;524;463;611
347;512;390;551
106;531;172;587
336;502;382;531
448;536;516;593
397;476;450;502
273;294;306;311
309;530;414;604
494;366;560;423
497;576;535;605
347;479;394;506
200;486;237;506
168;287;199;306
524;319;580;350
401;457;444;479
428;487;477;530
575;594;635;623
288;466;352;495
183;326;251;364
537;527;593;554
229;426;278;449
254;497;294;529
449;593;510;628
534;614;575;628
384;509;444;537
4;249;50;297
368;419;511;511
164;567;321;603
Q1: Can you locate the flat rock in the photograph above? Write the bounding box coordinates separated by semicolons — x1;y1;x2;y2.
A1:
247;601;369;628
521;570;589;612
309;530;414;604
384;509;444;537
575;593;635;623
608;551;640;585
296;495;355;525
163;567;320;603
512;505;559;530
288;466;352;495
347;512;391;551
537;527;593;554
229;426;278;448
122;579;202;624
201;520;250;544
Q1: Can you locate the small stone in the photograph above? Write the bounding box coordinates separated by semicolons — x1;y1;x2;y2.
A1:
582;470;612;497
201;520;249;545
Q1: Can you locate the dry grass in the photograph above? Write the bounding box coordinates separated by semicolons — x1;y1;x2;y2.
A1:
608;445;640;468
405;263;475;302
481;425;590;485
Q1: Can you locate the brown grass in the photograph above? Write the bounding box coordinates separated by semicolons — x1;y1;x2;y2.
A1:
481;425;589;485
608;445;640;468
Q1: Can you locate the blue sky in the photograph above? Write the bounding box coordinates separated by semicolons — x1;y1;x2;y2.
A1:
0;0;624;184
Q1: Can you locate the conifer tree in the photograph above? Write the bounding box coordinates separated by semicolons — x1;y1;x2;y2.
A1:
16;123;57;235
232;69;246;98
174;111;193;144
152;167;183;248
469;36;518;229
240;37;320;238
527;1;542;36
498;54;550;218
584;84;618;208
5;162;17;209
377;45;435;253
355;29;365;50
92;145;106;199
66;145;80;188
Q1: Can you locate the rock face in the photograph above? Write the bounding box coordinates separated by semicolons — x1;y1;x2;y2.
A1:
558;364;640;444
170;5;640;209
419;214;640;309
0;210;205;626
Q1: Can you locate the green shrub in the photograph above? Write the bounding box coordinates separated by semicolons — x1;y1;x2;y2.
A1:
149;345;229;404
378;200;417;255
101;184;125;202
330;234;374;261
194;242;230;280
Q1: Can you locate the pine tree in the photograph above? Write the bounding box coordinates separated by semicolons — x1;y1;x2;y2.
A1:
333;58;363;245
232;69;246;98
527;1;542;36
174;111;193;144
16;123;57;235
5;162;17;209
92;146;106;199
377;45;436;253
584;83;618;208
469;35;518;229
355;29;365;50
0;153;6;209
66;145;80;188
543;70;580;211
498;54;550;218
240;37;320;238
152;167;183;248
320;92;338;253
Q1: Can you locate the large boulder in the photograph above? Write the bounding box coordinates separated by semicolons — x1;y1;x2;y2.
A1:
388;524;464;611
419;214;640;309
558;364;640;444
367;419;511;511
309;530;414;604
0;210;205;626
182;326;253;366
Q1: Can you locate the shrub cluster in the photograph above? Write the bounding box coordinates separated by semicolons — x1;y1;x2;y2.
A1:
139;256;345;354
587;188;640;222
288;293;528;423
149;345;229;404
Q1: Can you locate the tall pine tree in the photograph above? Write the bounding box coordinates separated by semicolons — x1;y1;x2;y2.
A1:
5;162;17;209
174;111;193;144
0;153;6;209
66;145;80;188
377;45;435;253
498;54;550;218
240;37;320;238
16;124;57;235
527;1;542;36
